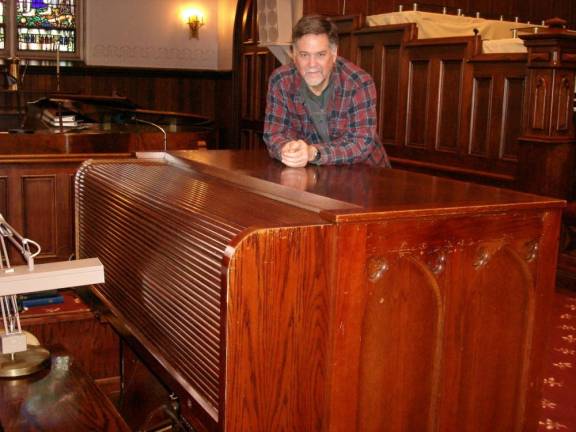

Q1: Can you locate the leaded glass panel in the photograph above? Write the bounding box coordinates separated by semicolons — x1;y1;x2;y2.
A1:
0;1;5;50
16;0;76;52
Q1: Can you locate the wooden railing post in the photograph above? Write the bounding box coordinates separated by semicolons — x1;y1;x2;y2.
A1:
518;18;576;198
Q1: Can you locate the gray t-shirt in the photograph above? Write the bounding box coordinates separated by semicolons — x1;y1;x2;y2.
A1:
299;78;333;145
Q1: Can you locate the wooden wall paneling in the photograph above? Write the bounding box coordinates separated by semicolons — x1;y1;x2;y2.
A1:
529;0;572;26
0;176;7;217
436;60;464;152
214;74;235;149
343;0;369;15
240;129;250;149
241;0;258;44
500;76;525;160
255;50;274;121
16;165;77;263
22;175;58;259
407;58;434;148
351;25;416;147
303;0;344;15
382;38;527;187
241;52;255;119
240;129;264;150
469;75;493;157
404;38;473;152
331;15;365;61
233;0;278;150
56;171;74;261
381;45;402;144
468;56;527;166
18;66;234;148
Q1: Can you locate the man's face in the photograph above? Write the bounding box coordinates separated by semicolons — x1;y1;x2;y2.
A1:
293;33;337;94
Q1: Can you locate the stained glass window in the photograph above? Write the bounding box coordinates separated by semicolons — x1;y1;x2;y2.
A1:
0;1;5;50
16;0;77;53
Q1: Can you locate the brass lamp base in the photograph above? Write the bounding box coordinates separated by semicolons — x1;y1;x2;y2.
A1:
0;345;50;378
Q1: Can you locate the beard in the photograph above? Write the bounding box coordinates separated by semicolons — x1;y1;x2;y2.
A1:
303;69;326;88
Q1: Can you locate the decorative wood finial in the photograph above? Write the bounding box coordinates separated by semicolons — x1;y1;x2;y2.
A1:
544;17;567;30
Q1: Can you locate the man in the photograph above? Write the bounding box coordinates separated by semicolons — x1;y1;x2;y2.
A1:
264;15;390;168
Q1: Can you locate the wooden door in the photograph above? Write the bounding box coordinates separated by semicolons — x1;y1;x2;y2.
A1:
233;0;279;150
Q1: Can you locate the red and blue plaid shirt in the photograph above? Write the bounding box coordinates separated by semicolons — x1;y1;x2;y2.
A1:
264;57;390;167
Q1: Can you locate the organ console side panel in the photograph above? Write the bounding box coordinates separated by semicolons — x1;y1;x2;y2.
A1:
323;207;559;432
75;150;564;431
225;226;335;431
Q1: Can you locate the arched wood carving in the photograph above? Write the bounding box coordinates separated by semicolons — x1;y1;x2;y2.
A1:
531;75;547;131
457;245;534;431
357;255;444;432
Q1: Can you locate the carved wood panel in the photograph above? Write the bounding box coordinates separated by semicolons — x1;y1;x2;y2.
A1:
455;245;534;431
329;210;550;431
531;74;549;132
552;73;574;133
357;255;443;431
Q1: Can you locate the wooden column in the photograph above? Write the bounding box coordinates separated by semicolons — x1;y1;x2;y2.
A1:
518;18;576;198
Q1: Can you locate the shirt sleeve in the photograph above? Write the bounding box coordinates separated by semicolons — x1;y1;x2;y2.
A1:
312;78;382;165
263;74;298;161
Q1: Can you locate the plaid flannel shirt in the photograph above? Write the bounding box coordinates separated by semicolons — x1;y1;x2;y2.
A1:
263;57;390;167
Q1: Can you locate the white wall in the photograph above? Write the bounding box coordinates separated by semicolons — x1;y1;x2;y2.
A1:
85;0;238;70
218;0;237;70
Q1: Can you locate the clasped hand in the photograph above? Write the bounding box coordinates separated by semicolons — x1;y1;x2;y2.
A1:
280;140;316;167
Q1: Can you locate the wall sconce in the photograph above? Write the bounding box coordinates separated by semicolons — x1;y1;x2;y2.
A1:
187;14;205;39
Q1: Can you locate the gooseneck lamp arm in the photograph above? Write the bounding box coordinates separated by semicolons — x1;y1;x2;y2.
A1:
131;117;168;153
0;213;41;272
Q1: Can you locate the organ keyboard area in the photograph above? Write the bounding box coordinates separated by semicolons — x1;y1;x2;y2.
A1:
75;150;563;432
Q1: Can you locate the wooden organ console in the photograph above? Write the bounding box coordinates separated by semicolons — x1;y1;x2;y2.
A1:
75;150;563;432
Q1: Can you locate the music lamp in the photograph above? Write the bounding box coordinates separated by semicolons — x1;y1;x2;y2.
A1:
0;213;104;377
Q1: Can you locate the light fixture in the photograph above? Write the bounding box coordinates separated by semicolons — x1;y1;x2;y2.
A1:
187;13;205;39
